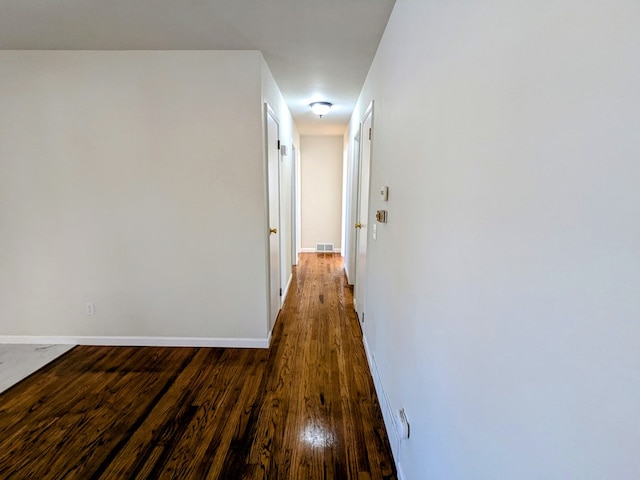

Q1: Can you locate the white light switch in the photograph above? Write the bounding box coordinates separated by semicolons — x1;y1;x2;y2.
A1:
380;186;389;201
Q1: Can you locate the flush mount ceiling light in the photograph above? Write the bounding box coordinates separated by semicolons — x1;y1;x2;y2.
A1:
309;101;333;118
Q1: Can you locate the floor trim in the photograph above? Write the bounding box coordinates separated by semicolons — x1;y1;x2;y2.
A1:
0;336;270;349
363;334;405;479
282;272;293;307
299;247;342;253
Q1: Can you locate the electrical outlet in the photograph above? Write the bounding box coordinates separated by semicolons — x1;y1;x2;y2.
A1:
85;302;95;315
396;408;410;440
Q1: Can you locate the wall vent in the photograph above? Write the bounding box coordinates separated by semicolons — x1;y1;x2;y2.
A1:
315;243;335;253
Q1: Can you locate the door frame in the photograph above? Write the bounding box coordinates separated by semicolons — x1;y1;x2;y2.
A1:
345;126;362;285
354;101;374;327
265;103;282;333
291;144;299;266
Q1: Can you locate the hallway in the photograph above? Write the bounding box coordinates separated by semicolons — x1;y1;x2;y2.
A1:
0;253;396;479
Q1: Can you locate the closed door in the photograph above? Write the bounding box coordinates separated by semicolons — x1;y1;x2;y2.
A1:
354;105;373;326
266;106;281;331
291;145;298;266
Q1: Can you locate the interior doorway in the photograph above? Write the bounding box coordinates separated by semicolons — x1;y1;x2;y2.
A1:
266;104;281;331
354;102;374;327
291;144;298;266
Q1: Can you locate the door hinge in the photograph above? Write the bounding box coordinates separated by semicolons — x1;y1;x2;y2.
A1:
368;128;372;140
279;288;282;296
277;140;281;150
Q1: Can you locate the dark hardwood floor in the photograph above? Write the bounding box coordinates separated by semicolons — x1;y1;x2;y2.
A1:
0;253;396;479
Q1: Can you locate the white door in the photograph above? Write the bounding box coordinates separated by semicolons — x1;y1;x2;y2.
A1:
266;106;281;331
346;131;361;285
354;104;373;326
291;145;298;266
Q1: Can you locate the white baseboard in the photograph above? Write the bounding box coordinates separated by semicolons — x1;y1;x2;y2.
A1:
344;264;354;285
363;334;404;477
281;273;293;307
299;247;342;253
0;335;270;349
398;463;407;480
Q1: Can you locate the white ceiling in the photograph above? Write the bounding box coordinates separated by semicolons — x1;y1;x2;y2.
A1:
0;0;396;135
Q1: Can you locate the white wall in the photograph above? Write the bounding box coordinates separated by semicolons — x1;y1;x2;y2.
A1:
348;1;640;478
300;135;344;251
0;51;271;344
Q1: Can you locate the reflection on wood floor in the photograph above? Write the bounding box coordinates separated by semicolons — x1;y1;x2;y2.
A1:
0;253;396;479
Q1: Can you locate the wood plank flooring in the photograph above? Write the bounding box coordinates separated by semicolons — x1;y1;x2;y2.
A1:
0;253;396;479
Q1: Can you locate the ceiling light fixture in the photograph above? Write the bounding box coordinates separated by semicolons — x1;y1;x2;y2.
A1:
309;101;333;118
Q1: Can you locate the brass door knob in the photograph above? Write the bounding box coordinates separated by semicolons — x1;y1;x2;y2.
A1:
354;223;362;229
270;228;278;234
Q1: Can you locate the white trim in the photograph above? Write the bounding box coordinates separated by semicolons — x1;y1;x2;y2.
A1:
344;264;353;285
295;147;301;264
264;101;282;334
398;463;407;480
292;144;299;266
363;334;404;477
299;247;342;253
281;272;293;307
0;335;270;349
